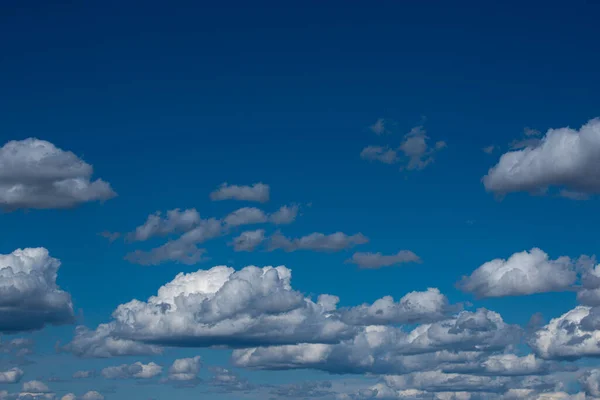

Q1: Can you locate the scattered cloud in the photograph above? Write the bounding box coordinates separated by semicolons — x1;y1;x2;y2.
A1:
361;125;445;170
127;208;201;242
224;207;268;227
0;138;116;210
399;126;446;171
98;231;120;243
230;229;265;252
268;231;368;252
360;146;399;164
210;183;270;203
483;145;497;154
369;118;392;135
124;218;222;265
269;204;299;225
346;250;421;269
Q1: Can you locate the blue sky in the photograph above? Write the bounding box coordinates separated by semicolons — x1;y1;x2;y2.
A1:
2;1;600;399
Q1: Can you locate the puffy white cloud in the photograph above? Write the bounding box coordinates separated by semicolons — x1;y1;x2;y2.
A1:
128;208;201;241
210;182;270;203
101;361;162;379
224;207;268;227
483;117;600;197
0;248;74;333
339;288;451;325
230;229;265;252
0;138;115;210
66;265;353;354
346;251;421;269
529;306;600;360
268;231;368;252
233;309;521;374
21;381;50;394
80;392;104;400
63;323;162;358
457;248;577;298
124;218;223;265
168;356;201;381
0;368;24;384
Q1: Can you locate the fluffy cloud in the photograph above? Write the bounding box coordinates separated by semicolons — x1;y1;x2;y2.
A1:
339;288;451;326
168;356;202;381
268;231;368;252
80;392;104;400
66;265;354;354
457;248;577;298
124;218;222;265
101;362;162;379
483;117;600;197
233;309;521;374
0;368;24;384
224;207;268;227
230;229;265;252
63;324;162;358
269;204;299;225
128;208;201;241
580;369;600;397
210;183;270;203
346;250;421;269
0;248;74;333
529;306;600;360
0;138;115;211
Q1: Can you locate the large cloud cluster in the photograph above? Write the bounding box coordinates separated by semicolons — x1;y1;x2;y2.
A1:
0;138;115;210
66;265;354;354
0;248;74;333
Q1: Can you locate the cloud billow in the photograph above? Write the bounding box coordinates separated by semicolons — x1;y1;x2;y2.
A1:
0;138;116;210
0;247;75;333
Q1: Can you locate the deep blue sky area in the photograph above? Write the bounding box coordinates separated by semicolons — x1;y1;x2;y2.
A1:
1;1;600;399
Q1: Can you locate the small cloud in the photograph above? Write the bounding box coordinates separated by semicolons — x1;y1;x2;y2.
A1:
98;231;120;243
210;183;270;203
369;118;392;135
482;145;496;154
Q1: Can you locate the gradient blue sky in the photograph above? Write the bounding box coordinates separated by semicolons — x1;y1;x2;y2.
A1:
2;1;600;399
